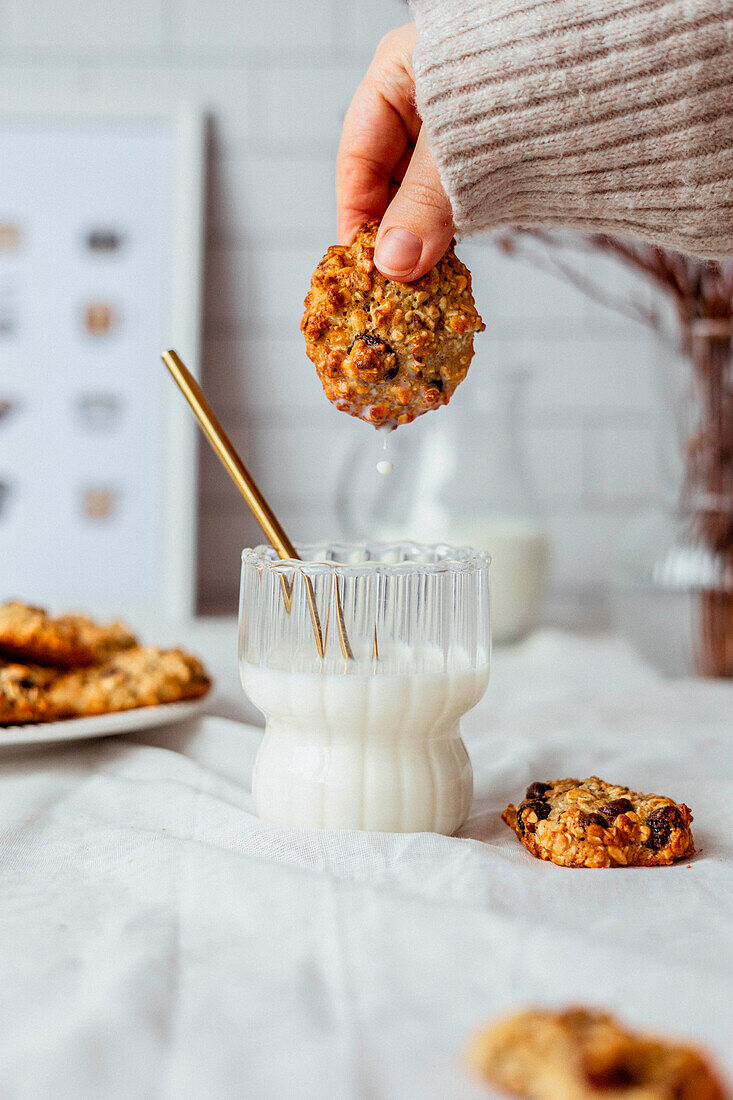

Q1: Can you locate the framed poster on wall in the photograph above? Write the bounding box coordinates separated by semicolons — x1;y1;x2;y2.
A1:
0;106;204;619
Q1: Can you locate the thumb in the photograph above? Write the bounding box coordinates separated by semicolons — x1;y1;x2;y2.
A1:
374;128;454;282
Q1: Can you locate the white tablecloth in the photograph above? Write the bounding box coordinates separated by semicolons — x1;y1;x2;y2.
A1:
1;627;732;1099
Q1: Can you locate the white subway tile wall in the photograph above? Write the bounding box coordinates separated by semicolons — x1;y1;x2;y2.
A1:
0;0;667;616
6;0;166;55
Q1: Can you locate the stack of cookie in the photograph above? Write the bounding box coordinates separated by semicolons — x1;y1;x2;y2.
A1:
0;601;211;725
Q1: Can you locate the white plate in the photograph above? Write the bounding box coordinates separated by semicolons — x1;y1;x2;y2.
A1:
0;699;208;748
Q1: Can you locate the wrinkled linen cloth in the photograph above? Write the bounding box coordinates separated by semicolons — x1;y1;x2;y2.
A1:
0;630;731;1099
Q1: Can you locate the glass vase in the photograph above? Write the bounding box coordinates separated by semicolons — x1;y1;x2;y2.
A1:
613;321;733;677
335;369;549;643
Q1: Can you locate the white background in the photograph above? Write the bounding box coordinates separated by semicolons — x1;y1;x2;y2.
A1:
0;0;666;619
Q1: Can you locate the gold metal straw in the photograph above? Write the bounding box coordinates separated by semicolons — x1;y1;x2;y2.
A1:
163;349;353;661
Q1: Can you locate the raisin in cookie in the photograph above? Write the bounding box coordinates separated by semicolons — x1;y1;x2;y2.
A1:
466;1008;726;1099
0;660;58;724
49;646;211;717
0;601;137;668
502;777;694;868
301;220;485;429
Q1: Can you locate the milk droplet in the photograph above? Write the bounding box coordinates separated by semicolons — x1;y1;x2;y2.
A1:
376;460;393;476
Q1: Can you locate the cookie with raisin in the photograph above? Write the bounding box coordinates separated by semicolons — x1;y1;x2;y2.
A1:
0;601;136;668
0;660;58;724
466;1008;726;1099
49;646;211;717
502;776;694;867
301;220;485;429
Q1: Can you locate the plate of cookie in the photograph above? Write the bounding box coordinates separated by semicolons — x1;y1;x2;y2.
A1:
0;601;212;747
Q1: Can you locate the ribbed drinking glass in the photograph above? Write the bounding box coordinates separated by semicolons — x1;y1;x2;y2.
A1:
239;541;491;834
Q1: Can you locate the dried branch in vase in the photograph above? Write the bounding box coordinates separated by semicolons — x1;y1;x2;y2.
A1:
498;229;733;676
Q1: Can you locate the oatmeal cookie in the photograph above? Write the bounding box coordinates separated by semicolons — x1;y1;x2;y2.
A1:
49;646;211;717
466;1008;727;1099
502;777;694;867
0;601;137;667
301;220;485;429
0;660;58;724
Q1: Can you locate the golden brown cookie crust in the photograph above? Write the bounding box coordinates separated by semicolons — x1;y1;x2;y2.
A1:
466;1008;726;1099
301;220;485;429
49;646;211;717
0;660;58;724
502;777;694;868
0;601;137;668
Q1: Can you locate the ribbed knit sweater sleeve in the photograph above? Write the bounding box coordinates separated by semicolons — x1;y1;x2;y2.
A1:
410;0;733;257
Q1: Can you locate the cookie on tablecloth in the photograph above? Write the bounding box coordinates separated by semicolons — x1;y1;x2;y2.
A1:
301;220;485;429
49;645;211;717
0;660;58;724
502;777;694;867
0;601;137;668
466;1008;726;1099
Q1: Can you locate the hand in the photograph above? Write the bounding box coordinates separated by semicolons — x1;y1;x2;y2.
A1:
336;23;454;282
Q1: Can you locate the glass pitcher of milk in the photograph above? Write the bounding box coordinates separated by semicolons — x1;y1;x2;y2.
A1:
240;542;490;834
336;369;549;643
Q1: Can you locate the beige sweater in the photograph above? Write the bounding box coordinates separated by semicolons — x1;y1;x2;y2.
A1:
410;0;733;257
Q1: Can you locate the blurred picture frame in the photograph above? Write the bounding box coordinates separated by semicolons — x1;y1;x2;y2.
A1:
0;105;205;620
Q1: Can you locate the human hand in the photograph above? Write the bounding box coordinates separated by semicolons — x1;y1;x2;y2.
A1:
336;23;454;282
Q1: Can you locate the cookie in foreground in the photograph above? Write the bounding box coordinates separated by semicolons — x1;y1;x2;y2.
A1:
49;646;211;717
466;1008;727;1099
0;660;58;724
502;777;694;867
0;601;137;668
301;220;485;429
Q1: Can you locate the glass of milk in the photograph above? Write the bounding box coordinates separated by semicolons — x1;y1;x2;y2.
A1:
239;541;491;834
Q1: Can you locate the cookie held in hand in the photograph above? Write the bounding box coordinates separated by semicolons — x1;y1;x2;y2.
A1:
466;1008;726;1099
301;220;485;429
502;777;694;867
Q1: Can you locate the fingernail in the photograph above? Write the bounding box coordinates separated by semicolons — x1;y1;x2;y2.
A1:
376;228;422;276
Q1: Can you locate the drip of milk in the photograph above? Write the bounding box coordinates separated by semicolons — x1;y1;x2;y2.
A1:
242;645;489;834
376;427;393;475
